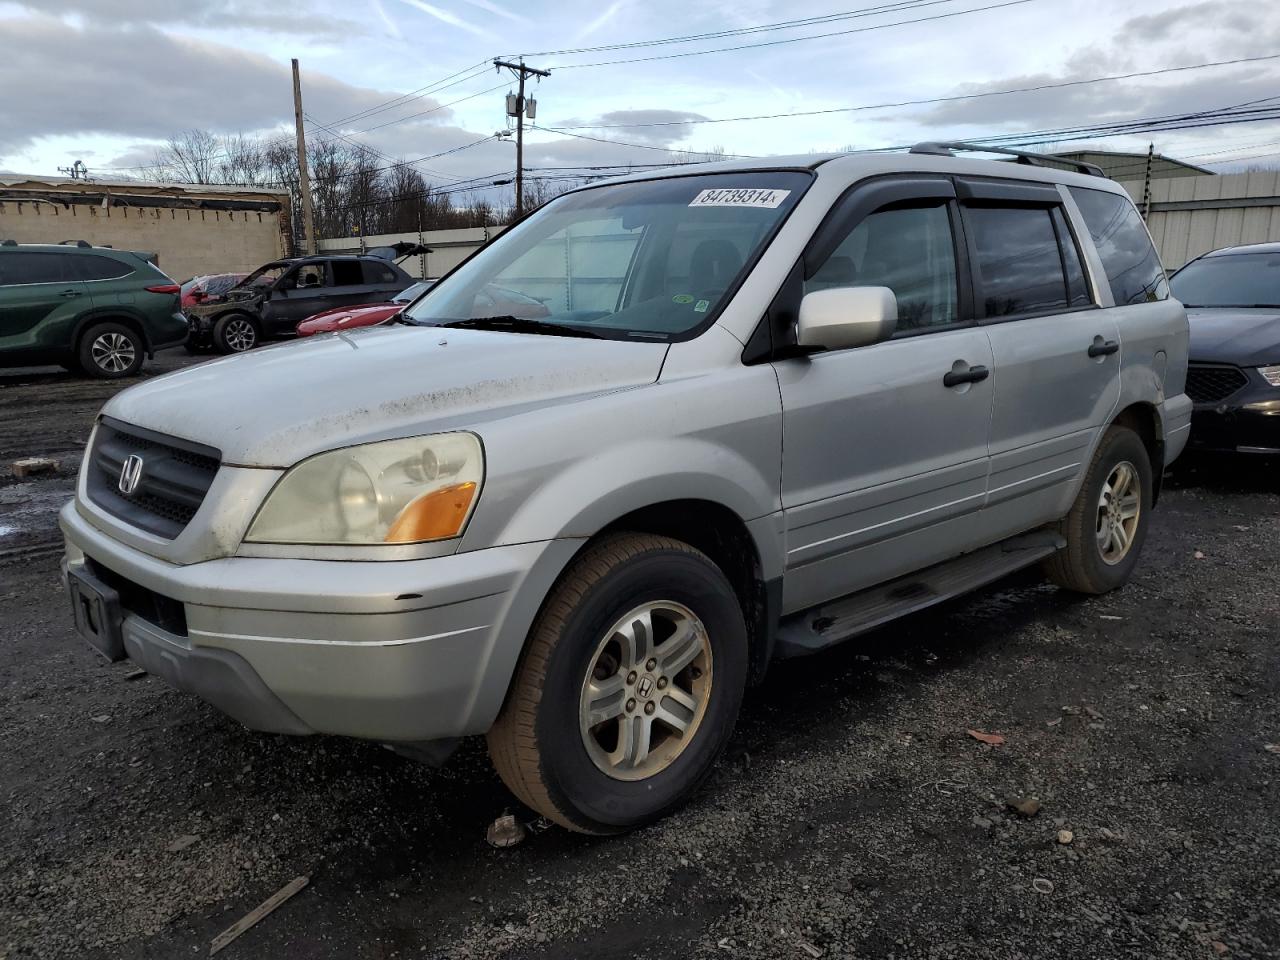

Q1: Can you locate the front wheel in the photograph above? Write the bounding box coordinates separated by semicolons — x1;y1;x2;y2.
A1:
212;314;259;354
1045;425;1153;594
487;533;748;834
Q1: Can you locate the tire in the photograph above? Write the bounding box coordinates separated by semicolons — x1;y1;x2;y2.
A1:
487;533;748;834
1045;425;1153;594
212;313;259;354
77;322;144;379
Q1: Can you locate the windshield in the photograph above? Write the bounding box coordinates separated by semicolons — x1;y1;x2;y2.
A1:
234;263;288;291
394;280;434;303
1170;252;1280;307
404;171;811;340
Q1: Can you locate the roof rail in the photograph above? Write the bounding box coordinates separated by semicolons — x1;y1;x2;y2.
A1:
58;239;94;247
1;238;17;247
909;141;1106;177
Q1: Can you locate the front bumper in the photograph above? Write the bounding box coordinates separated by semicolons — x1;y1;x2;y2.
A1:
60;501;581;742
1188;378;1280;454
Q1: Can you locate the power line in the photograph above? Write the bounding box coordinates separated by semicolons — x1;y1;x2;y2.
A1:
530;124;756;158
550;0;1036;69
547;53;1280;131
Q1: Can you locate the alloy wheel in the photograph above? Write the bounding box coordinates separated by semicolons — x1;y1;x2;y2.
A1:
1096;460;1141;565
224;318;257;351
90;332;136;374
579;600;713;781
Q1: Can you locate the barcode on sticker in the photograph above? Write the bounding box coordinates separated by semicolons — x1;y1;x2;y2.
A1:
689;188;790;209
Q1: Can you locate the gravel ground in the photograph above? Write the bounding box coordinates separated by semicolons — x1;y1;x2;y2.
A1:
1;353;1278;960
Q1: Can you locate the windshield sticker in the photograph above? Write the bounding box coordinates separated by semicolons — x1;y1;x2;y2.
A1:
689;188;791;209
694;299;710;313
672;294;694;304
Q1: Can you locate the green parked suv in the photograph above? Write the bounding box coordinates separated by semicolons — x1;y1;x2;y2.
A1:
0;240;188;378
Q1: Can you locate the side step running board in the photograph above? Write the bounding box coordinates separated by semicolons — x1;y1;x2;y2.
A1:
774;530;1066;658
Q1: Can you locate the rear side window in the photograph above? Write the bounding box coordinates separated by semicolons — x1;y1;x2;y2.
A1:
807;202;958;331
363;261;397;284
76;254;134;281
967;206;1074;318
1069;187;1168;304
0;252;72;285
331;260;364;286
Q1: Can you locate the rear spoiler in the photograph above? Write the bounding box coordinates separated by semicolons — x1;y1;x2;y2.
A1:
367;241;430;263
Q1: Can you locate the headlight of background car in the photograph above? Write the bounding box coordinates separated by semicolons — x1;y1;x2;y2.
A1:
1260;365;1280;388
246;433;483;545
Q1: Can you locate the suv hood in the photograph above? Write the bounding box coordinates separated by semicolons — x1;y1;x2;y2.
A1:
103;326;669;467
1187;307;1280;366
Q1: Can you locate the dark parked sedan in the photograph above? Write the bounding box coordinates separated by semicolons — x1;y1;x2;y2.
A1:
1169;242;1280;455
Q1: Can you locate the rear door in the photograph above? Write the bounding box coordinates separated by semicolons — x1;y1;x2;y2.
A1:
0;251;88;359
361;258;410;300
958;178;1119;523
775;177;996;613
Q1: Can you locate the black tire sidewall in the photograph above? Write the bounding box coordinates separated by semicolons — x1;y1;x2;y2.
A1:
213;314;258;353
536;549;747;832
1075;428;1153;590
77;322;143;379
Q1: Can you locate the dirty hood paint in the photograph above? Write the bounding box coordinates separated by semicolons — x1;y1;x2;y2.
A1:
1187;308;1280;366
103;326;669;467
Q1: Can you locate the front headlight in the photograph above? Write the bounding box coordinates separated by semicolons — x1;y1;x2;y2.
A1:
1259;365;1280;388
246;433;483;545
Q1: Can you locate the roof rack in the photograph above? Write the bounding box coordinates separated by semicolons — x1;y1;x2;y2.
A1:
1;238;17;247
58;239;94;247
908;141;1106;178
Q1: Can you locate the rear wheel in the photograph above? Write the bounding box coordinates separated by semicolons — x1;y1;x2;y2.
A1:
1045;425;1153;594
77;322;144;379
212;314;258;353
487;533;748;834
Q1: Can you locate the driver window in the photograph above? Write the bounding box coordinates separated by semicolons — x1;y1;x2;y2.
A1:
807;202;959;331
291;264;325;290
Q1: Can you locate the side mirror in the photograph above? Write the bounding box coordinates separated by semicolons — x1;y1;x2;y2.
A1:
796;286;897;351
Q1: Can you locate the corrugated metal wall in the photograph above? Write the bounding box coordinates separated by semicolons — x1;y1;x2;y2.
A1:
1122;171;1280;270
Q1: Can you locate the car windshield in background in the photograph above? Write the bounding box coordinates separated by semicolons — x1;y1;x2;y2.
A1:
1170;252;1280;307
394;280;434;303
403;171;812;340
234;263;287;291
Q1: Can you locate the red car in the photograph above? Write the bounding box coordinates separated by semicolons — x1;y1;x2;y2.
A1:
180;273;248;310
295;280;435;336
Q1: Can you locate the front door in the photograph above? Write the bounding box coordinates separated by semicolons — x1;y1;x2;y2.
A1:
262;262;331;336
775;179;995;614
958;181;1120;522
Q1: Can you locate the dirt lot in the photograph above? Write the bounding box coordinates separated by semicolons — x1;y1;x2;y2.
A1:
1;354;1278;960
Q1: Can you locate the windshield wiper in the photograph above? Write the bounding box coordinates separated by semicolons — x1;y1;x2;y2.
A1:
438;316;603;339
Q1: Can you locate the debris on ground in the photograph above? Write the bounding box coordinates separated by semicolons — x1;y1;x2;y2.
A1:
1211;941;1229;955
966;729;1006;746
1032;878;1055;895
124;668;147;681
166;835;200;853
209;876;309;955
486;813;527;849
1006;796;1042;818
1084;706;1104;720
1264;744;1280;755
1194;550;1206;559
89;715;110;723
1057;830;1074;845
11;457;60;478
796;940;823;957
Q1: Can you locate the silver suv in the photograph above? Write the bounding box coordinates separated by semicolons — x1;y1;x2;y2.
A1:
61;144;1191;834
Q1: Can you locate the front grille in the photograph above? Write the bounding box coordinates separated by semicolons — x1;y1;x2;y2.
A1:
86;417;220;540
86;556;188;636
1185;364;1249;405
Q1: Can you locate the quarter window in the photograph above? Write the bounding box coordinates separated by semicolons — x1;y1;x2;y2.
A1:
363;261;397;285
1069;187;1168;304
967;206;1072;318
0;252;72;286
76;255;133;281
331;260;364;286
807;203;958;331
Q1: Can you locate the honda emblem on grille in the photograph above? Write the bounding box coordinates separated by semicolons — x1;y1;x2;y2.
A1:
118;454;144;495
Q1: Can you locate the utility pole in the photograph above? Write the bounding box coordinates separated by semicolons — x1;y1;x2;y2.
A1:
494;59;550;218
1141;142;1155;220
291;58;317;254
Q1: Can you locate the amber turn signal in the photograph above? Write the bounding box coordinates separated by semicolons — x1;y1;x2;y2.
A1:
384;481;478;543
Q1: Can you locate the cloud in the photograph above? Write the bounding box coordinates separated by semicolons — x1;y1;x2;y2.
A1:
575;0;630;42
13;0;365;38
396;0;494;38
0;15;448;157
553;109;712;146
456;0;528;25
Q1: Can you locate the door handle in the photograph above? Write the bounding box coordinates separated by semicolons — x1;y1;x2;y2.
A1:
1088;337;1119;358
60;289;83;298
943;364;989;388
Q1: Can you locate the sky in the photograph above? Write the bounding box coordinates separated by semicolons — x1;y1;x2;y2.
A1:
1;0;1279;194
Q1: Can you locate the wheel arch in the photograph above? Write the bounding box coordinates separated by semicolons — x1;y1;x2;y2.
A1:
73;310;153;357
1110;401;1165;504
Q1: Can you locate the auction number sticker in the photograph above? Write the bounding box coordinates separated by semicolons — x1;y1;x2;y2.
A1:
689;188;791;209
